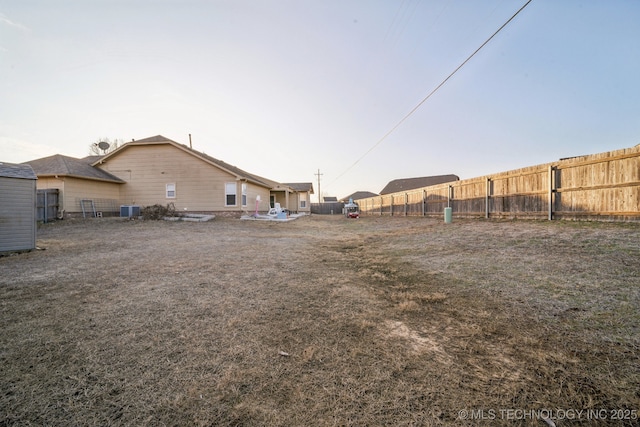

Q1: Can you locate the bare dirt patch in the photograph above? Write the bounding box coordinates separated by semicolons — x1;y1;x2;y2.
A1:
1;216;638;426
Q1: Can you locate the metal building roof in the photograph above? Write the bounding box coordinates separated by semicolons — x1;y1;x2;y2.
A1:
0;162;37;180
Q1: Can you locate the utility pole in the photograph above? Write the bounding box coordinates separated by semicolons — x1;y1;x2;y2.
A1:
314;169;323;203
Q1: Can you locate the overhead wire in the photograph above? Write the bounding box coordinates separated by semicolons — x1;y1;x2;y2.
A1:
382;0;423;50
329;0;533;186
382;0;410;45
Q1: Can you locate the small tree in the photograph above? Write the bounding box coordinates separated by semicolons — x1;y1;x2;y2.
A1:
89;138;123;155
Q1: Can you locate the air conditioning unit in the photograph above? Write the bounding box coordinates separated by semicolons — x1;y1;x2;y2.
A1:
120;205;140;218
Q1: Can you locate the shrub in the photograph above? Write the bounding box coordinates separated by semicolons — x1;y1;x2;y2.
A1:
140;203;177;220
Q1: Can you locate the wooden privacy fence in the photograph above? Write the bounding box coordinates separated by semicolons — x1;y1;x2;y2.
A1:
311;202;344;215
36;189;59;223
356;145;640;221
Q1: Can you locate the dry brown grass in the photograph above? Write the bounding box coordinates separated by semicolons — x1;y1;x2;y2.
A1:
1;215;639;426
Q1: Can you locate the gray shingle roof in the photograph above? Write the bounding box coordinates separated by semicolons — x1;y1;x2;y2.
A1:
0;162;37;180
380;174;459;195
99;135;277;189
23;154;125;183
283;182;314;193
341;191;379;202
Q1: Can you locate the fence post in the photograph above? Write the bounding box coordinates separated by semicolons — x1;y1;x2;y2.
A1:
485;178;490;219
43;190;48;223
422;189;426;216
548;165;554;220
404;193;408;216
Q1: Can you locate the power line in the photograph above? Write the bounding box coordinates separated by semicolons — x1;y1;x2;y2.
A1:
384;0;423;48
330;0;533;185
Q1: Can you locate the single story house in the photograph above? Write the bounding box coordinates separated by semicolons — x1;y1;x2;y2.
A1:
25;135;313;217
379;174;459;195
0;163;38;253
340;191;379;203
246;175;314;214
25;154;125;217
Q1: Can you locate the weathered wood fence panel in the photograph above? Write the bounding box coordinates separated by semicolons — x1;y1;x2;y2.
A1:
310;202;344;215
36;189;59;223
488;165;549;219
554;148;640;219
356;145;640;221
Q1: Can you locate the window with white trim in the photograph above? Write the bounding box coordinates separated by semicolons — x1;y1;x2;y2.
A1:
299;193;307;208
166;183;176;198
225;182;237;206
241;183;247;206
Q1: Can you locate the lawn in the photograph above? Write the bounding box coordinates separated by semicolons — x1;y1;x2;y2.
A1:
1;215;638;426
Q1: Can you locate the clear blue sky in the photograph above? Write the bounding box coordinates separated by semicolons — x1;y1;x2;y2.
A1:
1;0;639;201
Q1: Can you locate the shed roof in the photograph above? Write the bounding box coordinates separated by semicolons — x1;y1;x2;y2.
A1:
0;162;37;180
379;174;459;195
24;154;124;183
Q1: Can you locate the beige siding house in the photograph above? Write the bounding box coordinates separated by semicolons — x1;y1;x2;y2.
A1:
282;182;313;214
25;154;124;217
95;136;275;214
25;135;313;217
253;177;313;214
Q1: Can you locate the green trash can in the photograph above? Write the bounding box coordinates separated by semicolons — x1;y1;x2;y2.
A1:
444;207;452;223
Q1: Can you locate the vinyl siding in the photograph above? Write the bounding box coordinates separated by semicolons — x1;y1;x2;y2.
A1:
97;144;270;212
288;192;311;213
63;178;121;212
297;192;311;213
36;177;65;209
270;191;311;213
0;177;36;252
37;177;121;213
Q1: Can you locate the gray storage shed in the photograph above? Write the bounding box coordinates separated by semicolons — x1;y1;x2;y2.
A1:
0;162;38;253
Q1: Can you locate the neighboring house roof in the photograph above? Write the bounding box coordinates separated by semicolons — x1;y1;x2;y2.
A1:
0;162;37;180
95;135;274;189
283;182;314;193
323;196;338;202
341;191;379;202
24;154;125;183
379;174;459;195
